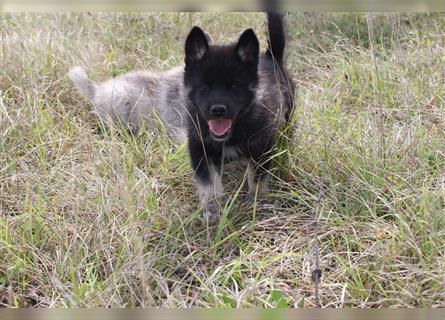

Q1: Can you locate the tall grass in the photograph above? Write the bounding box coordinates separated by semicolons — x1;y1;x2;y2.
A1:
1;13;444;307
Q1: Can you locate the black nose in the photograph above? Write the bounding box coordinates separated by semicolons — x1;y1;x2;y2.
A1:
210;104;227;117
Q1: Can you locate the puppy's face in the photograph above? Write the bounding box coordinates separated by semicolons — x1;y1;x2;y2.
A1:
184;27;259;142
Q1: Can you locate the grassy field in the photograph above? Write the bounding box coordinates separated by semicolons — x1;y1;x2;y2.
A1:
1;13;445;307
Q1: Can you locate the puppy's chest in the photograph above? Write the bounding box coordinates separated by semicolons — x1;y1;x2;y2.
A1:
223;145;244;162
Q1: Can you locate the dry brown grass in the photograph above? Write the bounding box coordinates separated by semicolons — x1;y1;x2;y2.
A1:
1;13;445;307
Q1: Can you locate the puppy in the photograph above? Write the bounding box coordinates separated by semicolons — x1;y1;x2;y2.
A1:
184;12;295;219
69;13;295;220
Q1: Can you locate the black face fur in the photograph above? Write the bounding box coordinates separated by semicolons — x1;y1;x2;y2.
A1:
184;26;260;142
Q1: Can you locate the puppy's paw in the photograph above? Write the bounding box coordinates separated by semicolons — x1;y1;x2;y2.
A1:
202;201;221;222
246;191;268;207
246;192;256;205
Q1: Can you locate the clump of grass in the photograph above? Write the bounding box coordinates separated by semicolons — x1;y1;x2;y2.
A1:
1;13;445;307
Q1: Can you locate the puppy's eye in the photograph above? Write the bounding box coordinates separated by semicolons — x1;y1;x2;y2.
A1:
230;83;238;89
200;84;209;90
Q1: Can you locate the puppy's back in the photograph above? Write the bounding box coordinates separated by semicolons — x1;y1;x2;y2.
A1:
69;67;188;143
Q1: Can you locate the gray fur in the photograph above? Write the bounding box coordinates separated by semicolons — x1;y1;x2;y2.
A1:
69;66;188;143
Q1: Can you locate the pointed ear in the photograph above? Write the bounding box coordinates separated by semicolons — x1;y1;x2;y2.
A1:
204;31;213;44
185;26;209;64
236;29;259;65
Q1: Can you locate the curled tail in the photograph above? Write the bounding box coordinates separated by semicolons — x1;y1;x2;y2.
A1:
68;66;96;100
265;12;285;64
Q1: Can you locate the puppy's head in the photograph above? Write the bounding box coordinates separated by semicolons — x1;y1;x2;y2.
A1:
184;26;259;142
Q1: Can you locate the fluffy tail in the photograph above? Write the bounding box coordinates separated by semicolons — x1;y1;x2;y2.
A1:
265;12;285;64
68;66;96;100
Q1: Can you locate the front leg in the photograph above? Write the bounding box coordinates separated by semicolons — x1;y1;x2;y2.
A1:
188;138;223;220
247;155;271;201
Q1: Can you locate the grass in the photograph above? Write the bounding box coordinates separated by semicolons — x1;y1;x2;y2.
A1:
1;12;445;307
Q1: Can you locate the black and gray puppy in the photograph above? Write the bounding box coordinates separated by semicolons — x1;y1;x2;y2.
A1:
69;13;295;219
184;13;295;218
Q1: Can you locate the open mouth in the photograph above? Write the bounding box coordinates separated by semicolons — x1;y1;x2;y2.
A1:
208;119;232;139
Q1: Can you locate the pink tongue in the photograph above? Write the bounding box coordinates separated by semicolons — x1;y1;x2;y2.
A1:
208;119;232;136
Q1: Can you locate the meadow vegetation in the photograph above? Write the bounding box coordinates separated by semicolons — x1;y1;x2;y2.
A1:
1;13;445;307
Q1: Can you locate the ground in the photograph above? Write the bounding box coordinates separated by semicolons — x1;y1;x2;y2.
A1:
1;13;445;307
